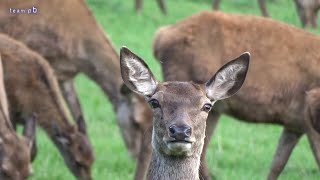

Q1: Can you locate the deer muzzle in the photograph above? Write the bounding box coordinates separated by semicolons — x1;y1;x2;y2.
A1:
164;124;195;155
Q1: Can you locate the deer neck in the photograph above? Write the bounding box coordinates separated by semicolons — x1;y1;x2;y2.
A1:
147;149;201;180
79;36;122;110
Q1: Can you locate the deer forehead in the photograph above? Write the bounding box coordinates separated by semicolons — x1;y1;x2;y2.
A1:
154;82;209;106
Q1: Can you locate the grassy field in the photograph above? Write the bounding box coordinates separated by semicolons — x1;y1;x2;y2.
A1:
28;0;320;179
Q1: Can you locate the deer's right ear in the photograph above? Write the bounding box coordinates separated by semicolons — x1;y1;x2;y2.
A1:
120;47;158;96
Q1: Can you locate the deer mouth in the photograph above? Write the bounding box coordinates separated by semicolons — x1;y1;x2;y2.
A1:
166;141;192;155
167;140;194;143
164;137;195;145
164;138;195;155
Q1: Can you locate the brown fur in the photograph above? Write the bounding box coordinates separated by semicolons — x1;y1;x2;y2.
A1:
0;56;8;120
0;0;145;164
153;11;320;179
0;1;147;178
0;0;121;106
145;83;208;180
120;47;249;180
0;34;94;180
0;54;36;180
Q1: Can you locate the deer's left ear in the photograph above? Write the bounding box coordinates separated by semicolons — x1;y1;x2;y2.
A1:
205;52;250;101
120;47;158;96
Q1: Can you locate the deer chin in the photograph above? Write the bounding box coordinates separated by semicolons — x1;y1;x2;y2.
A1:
164;138;195;156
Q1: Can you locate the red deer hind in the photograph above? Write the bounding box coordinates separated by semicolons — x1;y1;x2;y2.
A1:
153;11;320;179
0;34;94;180
0;54;37;180
120;47;249;180
0;1;144;166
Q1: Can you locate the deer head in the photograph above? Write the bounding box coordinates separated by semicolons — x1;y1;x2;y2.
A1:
0;113;37;180
120;47;249;157
52;117;94;180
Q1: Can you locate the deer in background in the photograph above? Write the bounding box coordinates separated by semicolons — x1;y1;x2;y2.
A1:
0;1;148;178
0;55;37;180
153;11;320;179
0;34;94;180
120;47;249;180
135;0;266;16
294;0;320;28
213;0;269;17
214;0;320;28
135;0;167;14
0;0;144;158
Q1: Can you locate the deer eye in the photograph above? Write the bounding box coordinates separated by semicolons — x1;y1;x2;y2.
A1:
148;99;160;109
201;103;212;112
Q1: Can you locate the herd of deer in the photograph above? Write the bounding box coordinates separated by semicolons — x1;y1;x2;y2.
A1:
0;0;320;180
140;0;320;28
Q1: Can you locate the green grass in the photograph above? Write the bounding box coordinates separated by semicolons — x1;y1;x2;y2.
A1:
29;0;320;179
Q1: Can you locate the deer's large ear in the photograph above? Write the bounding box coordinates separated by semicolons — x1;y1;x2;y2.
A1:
205;52;250;101
120;47;158;96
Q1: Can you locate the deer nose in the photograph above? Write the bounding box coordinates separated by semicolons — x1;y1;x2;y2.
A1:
168;125;192;141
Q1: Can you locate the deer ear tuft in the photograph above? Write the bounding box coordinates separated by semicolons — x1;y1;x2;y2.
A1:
206;52;250;100
120;47;158;96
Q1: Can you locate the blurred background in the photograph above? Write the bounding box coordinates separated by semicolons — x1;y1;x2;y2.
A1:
30;0;320;179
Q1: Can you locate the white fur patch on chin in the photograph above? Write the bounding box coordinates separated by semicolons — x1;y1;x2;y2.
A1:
167;142;192;156
126;57;157;95
207;64;244;100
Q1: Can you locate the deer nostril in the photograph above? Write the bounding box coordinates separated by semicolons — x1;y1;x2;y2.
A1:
169;126;176;135
168;125;192;141
185;127;192;137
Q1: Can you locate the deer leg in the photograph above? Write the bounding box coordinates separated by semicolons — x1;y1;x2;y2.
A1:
212;0;221;10
135;0;143;13
134;127;152;180
60;80;84;121
258;0;269;17
11;118;17;130
305;90;320;168
22;114;38;162
30;136;38;162
199;111;220;180
267;128;302;180
304;8;314;27
311;9;318;28
294;0;307;27
307;128;320;169
156;0;167;14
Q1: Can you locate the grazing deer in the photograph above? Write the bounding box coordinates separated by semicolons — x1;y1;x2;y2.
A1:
135;0;167;14
213;0;269;17
0;55;37;180
294;0;320;28
0;0;143;162
120;47;249;180
153;11;320;179
0;34;94;180
0;1;147;178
